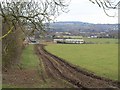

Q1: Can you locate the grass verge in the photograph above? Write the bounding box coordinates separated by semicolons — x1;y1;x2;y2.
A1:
20;45;40;69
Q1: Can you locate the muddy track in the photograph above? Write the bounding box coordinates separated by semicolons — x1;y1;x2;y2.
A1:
36;44;119;89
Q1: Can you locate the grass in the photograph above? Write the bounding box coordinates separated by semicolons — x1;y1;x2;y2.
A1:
84;38;118;44
3;45;74;88
20;45;40;69
45;44;118;80
20;45;73;88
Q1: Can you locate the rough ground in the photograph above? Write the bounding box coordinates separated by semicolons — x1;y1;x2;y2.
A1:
36;44;120;89
2;45;74;88
2;44;120;89
3;68;73;88
3;69;42;88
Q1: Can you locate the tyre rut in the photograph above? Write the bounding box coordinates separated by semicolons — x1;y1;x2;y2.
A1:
36;44;119;89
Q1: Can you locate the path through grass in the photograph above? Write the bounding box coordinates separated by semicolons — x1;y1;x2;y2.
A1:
20;45;40;69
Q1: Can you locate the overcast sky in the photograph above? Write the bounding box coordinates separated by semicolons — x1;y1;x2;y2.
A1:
0;0;118;24
56;0;118;24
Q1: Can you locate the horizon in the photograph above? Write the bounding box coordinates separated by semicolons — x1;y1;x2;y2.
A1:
50;21;118;24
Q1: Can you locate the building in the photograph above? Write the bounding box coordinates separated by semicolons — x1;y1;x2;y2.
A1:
53;36;84;44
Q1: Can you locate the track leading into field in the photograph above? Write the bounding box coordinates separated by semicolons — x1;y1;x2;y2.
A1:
36;44;119;89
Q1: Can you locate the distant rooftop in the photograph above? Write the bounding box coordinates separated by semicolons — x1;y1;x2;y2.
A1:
55;36;83;39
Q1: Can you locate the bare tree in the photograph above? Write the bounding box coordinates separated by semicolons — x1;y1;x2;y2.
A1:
0;0;70;39
89;0;120;17
1;0;70;68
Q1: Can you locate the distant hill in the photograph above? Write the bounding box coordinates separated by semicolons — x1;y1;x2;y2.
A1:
48;21;117;32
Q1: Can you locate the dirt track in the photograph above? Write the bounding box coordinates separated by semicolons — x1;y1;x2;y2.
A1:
36;44;120;89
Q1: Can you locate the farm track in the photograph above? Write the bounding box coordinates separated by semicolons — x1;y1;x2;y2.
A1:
36;44;120;89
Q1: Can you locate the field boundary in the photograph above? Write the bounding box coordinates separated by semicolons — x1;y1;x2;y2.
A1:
43;44;120;87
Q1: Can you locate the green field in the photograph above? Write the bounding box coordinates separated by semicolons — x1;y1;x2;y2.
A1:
45;44;118;80
84;38;118;44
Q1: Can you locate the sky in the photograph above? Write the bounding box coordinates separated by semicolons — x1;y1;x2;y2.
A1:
0;0;118;24
56;0;118;24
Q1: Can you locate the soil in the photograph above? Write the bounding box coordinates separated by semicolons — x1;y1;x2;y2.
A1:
2;44;120;89
3;69;42;88
2;44;74;88
36;44;120;89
